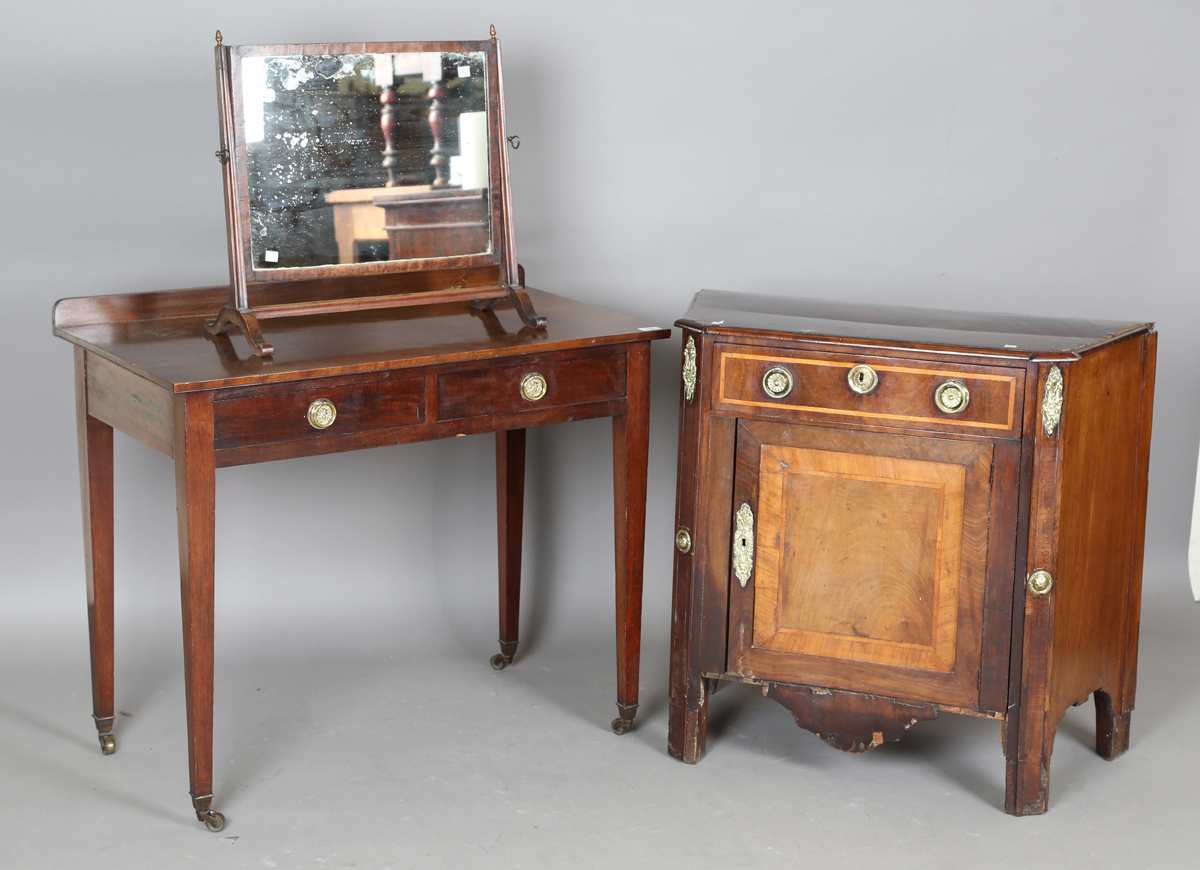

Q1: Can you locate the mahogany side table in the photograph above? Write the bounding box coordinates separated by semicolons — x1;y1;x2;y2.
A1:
667;290;1155;815
54;285;669;829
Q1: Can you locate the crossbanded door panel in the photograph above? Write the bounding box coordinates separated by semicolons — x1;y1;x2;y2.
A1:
727;420;994;708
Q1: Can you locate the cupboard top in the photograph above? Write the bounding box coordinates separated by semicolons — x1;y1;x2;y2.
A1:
678;290;1152;358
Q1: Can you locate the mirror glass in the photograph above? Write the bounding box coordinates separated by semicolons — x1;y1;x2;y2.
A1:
240;50;491;270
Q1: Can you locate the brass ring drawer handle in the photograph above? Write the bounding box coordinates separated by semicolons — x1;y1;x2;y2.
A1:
520;372;548;401
761;366;793;399
847;364;879;395
307;398;337;429
934;380;970;414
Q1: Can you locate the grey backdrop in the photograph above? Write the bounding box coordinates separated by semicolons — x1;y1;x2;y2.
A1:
2;1;1199;865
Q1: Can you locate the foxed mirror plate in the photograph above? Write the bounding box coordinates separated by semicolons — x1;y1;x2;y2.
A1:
224;41;506;282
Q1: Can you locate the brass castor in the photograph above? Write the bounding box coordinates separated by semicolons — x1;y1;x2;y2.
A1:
192;792;226;832
98;733;116;755
490;640;518;671
611;702;638;735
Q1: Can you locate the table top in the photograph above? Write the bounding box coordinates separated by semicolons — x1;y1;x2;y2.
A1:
678;290;1153;358
54;287;670;393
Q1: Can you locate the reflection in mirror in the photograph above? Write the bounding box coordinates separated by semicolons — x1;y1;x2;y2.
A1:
241;51;490;270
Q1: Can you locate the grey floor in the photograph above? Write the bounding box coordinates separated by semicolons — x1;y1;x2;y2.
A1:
4;558;1198;870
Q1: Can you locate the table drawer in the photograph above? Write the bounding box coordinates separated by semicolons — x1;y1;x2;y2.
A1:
713;346;1024;436
214;374;425;450
437;352;626;421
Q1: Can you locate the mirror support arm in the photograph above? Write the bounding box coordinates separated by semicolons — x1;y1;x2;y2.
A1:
205;307;274;357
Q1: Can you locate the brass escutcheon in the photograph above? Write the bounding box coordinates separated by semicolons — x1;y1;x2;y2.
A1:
934;380;970;414
520;372;547;401
675;528;692;554
306;398;337;429
847;364;879;395
762;366;793;399
1028;570;1054;596
733;503;754;587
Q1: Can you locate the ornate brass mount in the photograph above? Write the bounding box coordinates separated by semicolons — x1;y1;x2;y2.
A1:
934;380;970;414
1042;366;1064;436
733;502;754;587
762;366;793;399
682;337;697;403
675;527;693;554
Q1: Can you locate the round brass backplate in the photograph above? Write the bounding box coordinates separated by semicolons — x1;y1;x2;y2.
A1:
1028;570;1054;596
675;528;692;554
847;364;879;395
934;380;970;414
520;372;548;401
762;366;793;399
306;398;337;429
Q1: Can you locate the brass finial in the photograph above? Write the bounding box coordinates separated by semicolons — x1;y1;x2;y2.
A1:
215;30;223;45
489;24;496;39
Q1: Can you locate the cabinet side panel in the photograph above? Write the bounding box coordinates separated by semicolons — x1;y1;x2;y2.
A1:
1050;336;1151;719
1120;332;1155;711
699;416;738;674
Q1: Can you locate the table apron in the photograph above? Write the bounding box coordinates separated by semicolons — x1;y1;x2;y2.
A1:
212;397;628;467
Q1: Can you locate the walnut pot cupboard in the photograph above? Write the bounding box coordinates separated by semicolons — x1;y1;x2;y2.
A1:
666;291;1156;815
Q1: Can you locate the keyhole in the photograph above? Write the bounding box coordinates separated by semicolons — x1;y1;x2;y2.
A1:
855;372;865;385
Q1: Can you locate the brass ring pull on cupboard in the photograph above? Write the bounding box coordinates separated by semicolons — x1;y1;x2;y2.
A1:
1028;570;1054;596
307;398;337;429
847;364;879;395
520;372;548;401
762;367;793;399
934;380;970;414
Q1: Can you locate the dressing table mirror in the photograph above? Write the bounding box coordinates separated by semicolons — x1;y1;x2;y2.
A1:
208;30;543;356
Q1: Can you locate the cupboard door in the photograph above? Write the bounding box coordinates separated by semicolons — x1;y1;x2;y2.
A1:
727;421;1000;708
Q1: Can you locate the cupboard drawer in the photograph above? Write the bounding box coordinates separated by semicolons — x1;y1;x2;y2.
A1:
214;375;425;449
712;345;1024;436
437;352;626;421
